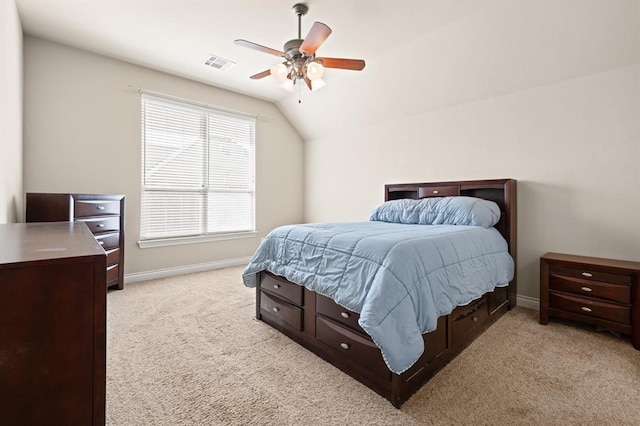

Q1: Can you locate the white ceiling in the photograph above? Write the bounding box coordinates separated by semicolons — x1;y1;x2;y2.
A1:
15;0;482;104
19;1;635;142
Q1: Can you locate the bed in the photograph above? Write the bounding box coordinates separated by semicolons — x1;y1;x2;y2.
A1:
242;178;517;408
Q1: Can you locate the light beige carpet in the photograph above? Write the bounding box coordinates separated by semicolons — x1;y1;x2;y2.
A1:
106;266;640;425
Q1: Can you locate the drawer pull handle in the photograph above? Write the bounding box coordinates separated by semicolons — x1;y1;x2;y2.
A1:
97;223;105;228
272;307;280;313
432;190;439;194
581;272;593;278
340;312;350;318
340;342;350;350
273;284;281;289
97;206;105;210
472;316;478;322
99;241;105;245
581;287;592;292
581;307;592;313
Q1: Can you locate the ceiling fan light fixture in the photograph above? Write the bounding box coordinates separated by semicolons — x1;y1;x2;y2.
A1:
270;63;289;81
235;3;365;95
306;61;325;81
311;78;326;91
279;78;295;92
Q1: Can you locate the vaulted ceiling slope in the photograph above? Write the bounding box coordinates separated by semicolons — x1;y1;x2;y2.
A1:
16;1;640;141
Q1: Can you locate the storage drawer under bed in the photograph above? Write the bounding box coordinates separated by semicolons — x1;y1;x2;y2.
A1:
316;294;363;333
450;296;488;345
315;316;390;379
260;291;303;332
260;272;303;306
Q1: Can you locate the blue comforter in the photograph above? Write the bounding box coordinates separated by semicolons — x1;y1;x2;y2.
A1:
242;221;514;374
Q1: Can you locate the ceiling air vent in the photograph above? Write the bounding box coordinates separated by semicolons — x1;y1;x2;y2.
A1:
203;55;235;71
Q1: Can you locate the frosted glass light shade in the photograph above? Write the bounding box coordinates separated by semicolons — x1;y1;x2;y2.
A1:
306;61;325;81
279;79;295;92
311;78;326;91
270;63;288;81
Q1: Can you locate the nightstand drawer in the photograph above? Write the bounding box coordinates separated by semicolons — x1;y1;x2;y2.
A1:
549;292;630;325
74;200;121;218
549;273;630;304
550;265;631;285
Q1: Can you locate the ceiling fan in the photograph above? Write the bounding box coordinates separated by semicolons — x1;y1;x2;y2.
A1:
235;3;366;93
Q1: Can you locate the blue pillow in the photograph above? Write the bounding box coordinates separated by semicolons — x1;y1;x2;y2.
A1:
369;196;501;228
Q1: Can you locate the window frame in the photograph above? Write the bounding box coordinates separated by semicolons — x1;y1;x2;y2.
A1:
138;94;257;248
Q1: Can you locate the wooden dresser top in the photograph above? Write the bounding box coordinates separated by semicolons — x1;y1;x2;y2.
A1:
541;252;640;273
0;222;104;267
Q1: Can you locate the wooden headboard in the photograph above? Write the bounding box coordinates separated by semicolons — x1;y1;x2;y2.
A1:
385;178;517;307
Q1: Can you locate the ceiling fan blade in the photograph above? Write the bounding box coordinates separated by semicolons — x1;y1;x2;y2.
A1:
317;57;366;71
250;69;272;80
235;39;285;57
299;22;332;56
303;76;313;91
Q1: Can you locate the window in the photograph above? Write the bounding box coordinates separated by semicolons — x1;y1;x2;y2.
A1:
139;94;255;246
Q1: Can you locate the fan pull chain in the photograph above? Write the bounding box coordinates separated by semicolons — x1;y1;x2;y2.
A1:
298;82;302;104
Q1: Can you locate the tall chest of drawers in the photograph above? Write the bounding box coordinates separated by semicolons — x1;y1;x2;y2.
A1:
26;193;125;289
540;252;640;350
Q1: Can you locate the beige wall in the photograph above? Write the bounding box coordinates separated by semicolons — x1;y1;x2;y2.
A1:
302;1;640;301
0;0;23;223
23;37;304;275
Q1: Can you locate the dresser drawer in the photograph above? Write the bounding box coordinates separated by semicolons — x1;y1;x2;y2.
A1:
260;291;302;332
418;185;458;198
316;294;363;333
549;273;630;304
94;232;120;251
260;273;303;306
106;248;120;266
550;292;630;325
550;265;631;285
106;264;119;285
74;200;121;218
451;296;488;345
316;316;390;379
76;216;120;235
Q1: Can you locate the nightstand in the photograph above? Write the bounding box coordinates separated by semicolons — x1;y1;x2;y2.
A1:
540;252;640;349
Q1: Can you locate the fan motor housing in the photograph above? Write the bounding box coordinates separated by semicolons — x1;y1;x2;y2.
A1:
284;39;305;58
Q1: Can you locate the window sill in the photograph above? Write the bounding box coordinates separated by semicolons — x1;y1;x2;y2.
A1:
138;231;258;249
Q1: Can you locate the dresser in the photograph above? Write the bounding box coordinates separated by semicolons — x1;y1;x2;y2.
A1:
0;222;106;425
540;252;640;350
26;193;125;289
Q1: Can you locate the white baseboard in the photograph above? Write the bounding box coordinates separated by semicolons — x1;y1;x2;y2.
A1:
124;257;251;284
516;294;540;311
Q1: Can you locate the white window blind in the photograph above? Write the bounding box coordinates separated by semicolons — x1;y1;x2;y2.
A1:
140;94;255;242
